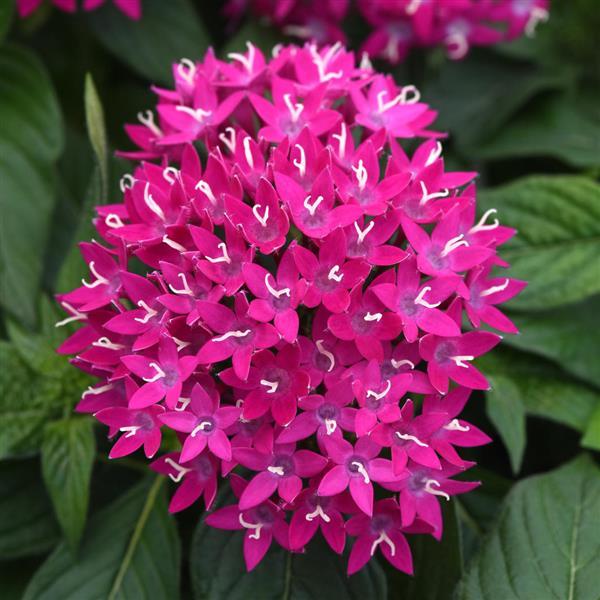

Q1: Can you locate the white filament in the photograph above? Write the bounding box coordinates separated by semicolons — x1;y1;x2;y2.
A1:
242;136;254;169
265;274;290;298
391;359;415;370
305;504;331;522
195;180;218;205
316;340;335;372
205;242;231;264
162;235;187;252
92;337;125;351
120;174;135;193
239;514;263;540
213;329;251;342
219;127;236;153
366;379;392;401
252;204;269;227
327;265;343;282
119;425;141;438
441;234;469;257
364;312;383;322
137;110;162;136
283;93;304;122
332;122;347;158
177;58;196;85
175;105;212;123
480;279;510;298
419;181;449;206
105;214;125;228
396;432;429;447
293;144;306;177
450;355;474;368
169;273;194;296
260;379;279;394
424;479;450;500
191;421;214;437
227;41;256;72
370;531;396;556
377;86;421;113
82;261;109;289
352;159;368;191
354;220;375;244
143;182;166;221
142;362;166;383
351;461;370;484
414;286;441;309
425;141;443;167
164;458;192;482
303;194;323;216
444;419;470;432
134;300;158;324
470;208;499;234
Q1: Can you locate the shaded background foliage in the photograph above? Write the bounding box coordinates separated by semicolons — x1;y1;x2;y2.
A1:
0;0;599;598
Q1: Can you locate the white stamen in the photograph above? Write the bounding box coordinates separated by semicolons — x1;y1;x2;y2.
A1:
213;329;251;342
260;379;279;394
105;213;125;228
469;208;499;234
414;286;441;309
163;167;179;185
367;379;392;401
360;52;373;71
177;58;196;85
424;479;450;500
419;180;449;206
303;194;323;216
219;127;236;153
173;337;191;352
405;0;421;15
480;279;510;298
377;86;421;113
396;432;428;447
444;419;470;432
162;235;187;252
370;531;396;556
391;359;415;370
252;203;269;227
119;425;141;438
265;274;290;298
351;461;370;484
55;301;87;327
82;261;110;289
272;44;283;58
120;174;135;193
440;234;469;257
239;514;263;540
293;144;306;177
332;122;347;159
384;36;400;63
325;419;337;435
525;6;549;37
205;242;231;264
316;340;335;372
227;41;256;72
354;220;375;244
175;397;191;411
450;355;474;368
164;458;192;482
143;182;165;221
169;273;194;296
305;504;331;522
425;141;443;167
191;420;214;437
92;337;125;351
352;159;368;191
309;43;344;82
134;300;158;324
364;312;383;322
446;33;468;60
283;24;313;39
137;110;162;136
283;93;304;123
82;383;113;397
195;180;218;205
267;465;285;476
327;265;343;283
242;136;254;169
143;362;166;383
175;105;212;123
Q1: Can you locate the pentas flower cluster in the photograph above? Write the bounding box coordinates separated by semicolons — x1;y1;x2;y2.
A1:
57;43;525;575
226;0;550;63
17;0;141;19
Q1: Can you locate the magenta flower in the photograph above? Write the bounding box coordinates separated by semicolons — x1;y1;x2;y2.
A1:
58;43;523;576
150;450;219;512
346;498;414;575
289;485;354;554
196;295;280;381
121;335;197;409
159;383;240;462
318;436;399;516
205;474;290;571
234;437;327;509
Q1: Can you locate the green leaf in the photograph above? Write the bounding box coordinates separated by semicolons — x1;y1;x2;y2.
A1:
23;477;180;600
190;517;387;599
580;403;600;451
222;20;281;56
423;50;566;150
479;176;600;310
456;455;600;600
479;347;600;433
55;168;103;294
0;44;64;327
506;296;600;388
387;503;463;600
476;90;600;168
87;0;210;84
0;460;59;559
0;0;14;41
84;73;108;197
41;418;96;551
485;375;526;474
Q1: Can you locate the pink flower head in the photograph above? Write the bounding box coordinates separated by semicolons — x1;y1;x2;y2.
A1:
58;43;522;576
